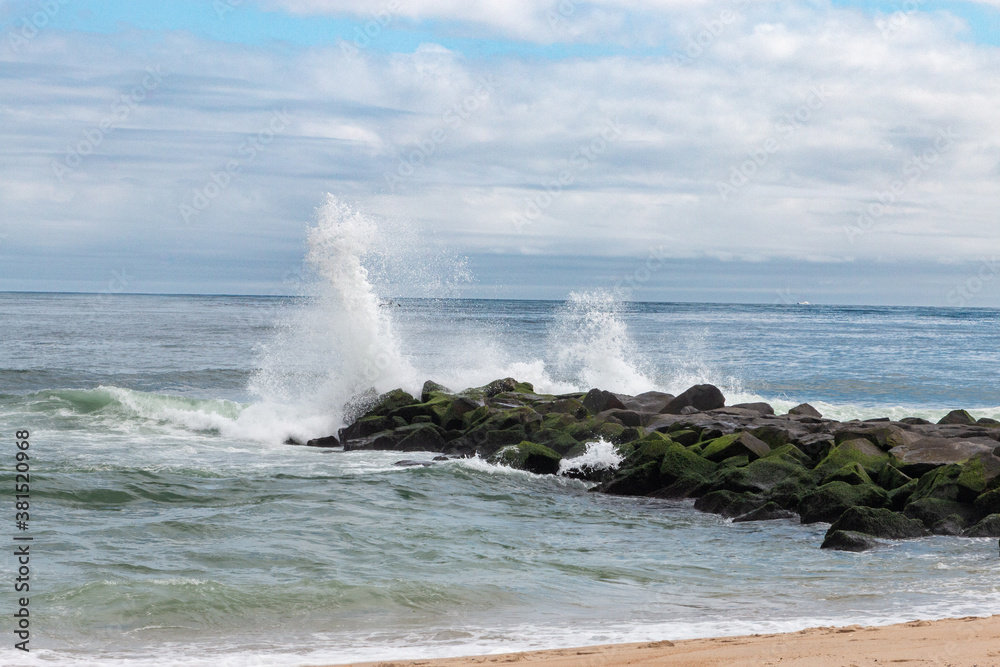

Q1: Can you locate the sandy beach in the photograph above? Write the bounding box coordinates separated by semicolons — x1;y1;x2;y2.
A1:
330;615;1000;666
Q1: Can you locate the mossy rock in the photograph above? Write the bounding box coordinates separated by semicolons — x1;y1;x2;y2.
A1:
693;490;766;518
420;380;451;402
595;422;627;443
596;460;662;496
461;405;491;430
546;397;588;417
751;425;794;449
908;464;981;505
732;501;798;523
701;432;770;464
717;454;751;469
956;457;990;497
661;443;717;483
821;530;881;552
439;396;485;430
876;463;913;492
512;381;535;394
834;425;909;452
965;514;1000;537
625;438;675;467
903;497;981;532
799;481;889;524
888;478;919;511
489;441;561;475
391;394;455;424
394;423;448;452
827;506;925;539
813;438;890;479
974;488;1000;516
339;414;394;442
821;462;873;487
366;388;418;417
937;409;976;425
670;429;700;446
533;429;582;455
709;457;813;495
565;418;603;442
764;444;813;467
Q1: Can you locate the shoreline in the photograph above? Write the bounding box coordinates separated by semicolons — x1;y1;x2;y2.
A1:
327;615;1000;666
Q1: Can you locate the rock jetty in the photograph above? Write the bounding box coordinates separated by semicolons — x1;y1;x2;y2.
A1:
296;378;1000;551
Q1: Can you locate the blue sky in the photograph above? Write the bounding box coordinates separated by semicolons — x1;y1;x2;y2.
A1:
2;0;1000;304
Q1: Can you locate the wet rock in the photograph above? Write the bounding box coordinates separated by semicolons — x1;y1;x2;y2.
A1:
799;481;889;524
597;409;642;427
965;514;1000;537
701;432;770;463
900;417;932;425
393;459;434;467
694;490;767;518
304;435;339;448
821;530;881;552
489;441;562;475
813;438;889;478
661;384;726;414
622;391;674;413
826;506;925;539
733;501;798;522
788;403;822;418
731;402;775;415
420;380;451;402
903;497;981;532
938;409;976;425
834;424;910;452
582;388;627;414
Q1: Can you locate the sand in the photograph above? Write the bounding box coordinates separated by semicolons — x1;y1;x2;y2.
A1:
327;615;1000;666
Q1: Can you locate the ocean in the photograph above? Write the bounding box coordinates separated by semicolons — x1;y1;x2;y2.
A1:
2;205;1000;666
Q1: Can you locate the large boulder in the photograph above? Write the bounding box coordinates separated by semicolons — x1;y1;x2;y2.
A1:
813;438;890;478
582;389;627;414
788;403;822;418
661;384;726;414
965;514;1000;537
826;506;925;539
834;424;910;452
889;437;999;477
938;409;976;425
694;490;766;518
799;481;889;524
903;497;981;533
821;530;881;552
731;402;775;415
489;441;562;475
420;380;451;402
364;388;418;416
700;432;771;463
621;391;674;413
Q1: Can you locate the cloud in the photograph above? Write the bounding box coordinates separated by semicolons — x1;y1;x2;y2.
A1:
1;1;999;297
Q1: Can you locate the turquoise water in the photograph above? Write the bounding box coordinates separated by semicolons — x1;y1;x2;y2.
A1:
1;292;999;666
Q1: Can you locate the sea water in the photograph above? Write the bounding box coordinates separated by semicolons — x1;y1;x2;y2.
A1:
2;200;999;666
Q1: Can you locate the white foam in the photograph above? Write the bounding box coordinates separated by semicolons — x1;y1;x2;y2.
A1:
558;439;624;475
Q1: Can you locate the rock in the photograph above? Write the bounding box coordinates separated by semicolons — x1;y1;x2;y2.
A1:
701;432;771;463
813;438;890;479
826;506;925;539
834;424;910;452
393;459;434;467
597;409;642;427
304;435;339;448
482;378;518;397
975;488;1000;516
821;462;874;487
799;481;889;524
489;441;562;475
661;384;726;414
965;514;1000;537
440;395;484;430
694;490;766;518
977;417;1000;426
420;380;451;402
930;517;965;535
659;442;717;487
888;478;919;510
679;405;701;415
365;388;418;416
903;497;981;532
875;463;913;492
582;388;627;415
731;402;775;415
395;424;448;452
889;437;1000;477
709;457;813;496
622;391;675;413
821;530;881;552
547;398;588;417
596;460;662;496
907;462;987;505
789;403;822;418
733;502;798;522
938;409;976;425
900;417;932;425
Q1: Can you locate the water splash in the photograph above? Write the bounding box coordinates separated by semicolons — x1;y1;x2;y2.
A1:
546;290;655;394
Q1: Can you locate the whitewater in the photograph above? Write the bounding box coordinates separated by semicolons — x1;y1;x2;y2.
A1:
2;197;1000;666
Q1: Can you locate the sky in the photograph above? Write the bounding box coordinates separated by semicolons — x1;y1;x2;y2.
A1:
1;0;999;305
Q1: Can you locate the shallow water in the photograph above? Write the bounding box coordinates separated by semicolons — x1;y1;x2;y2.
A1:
1;291;999;666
